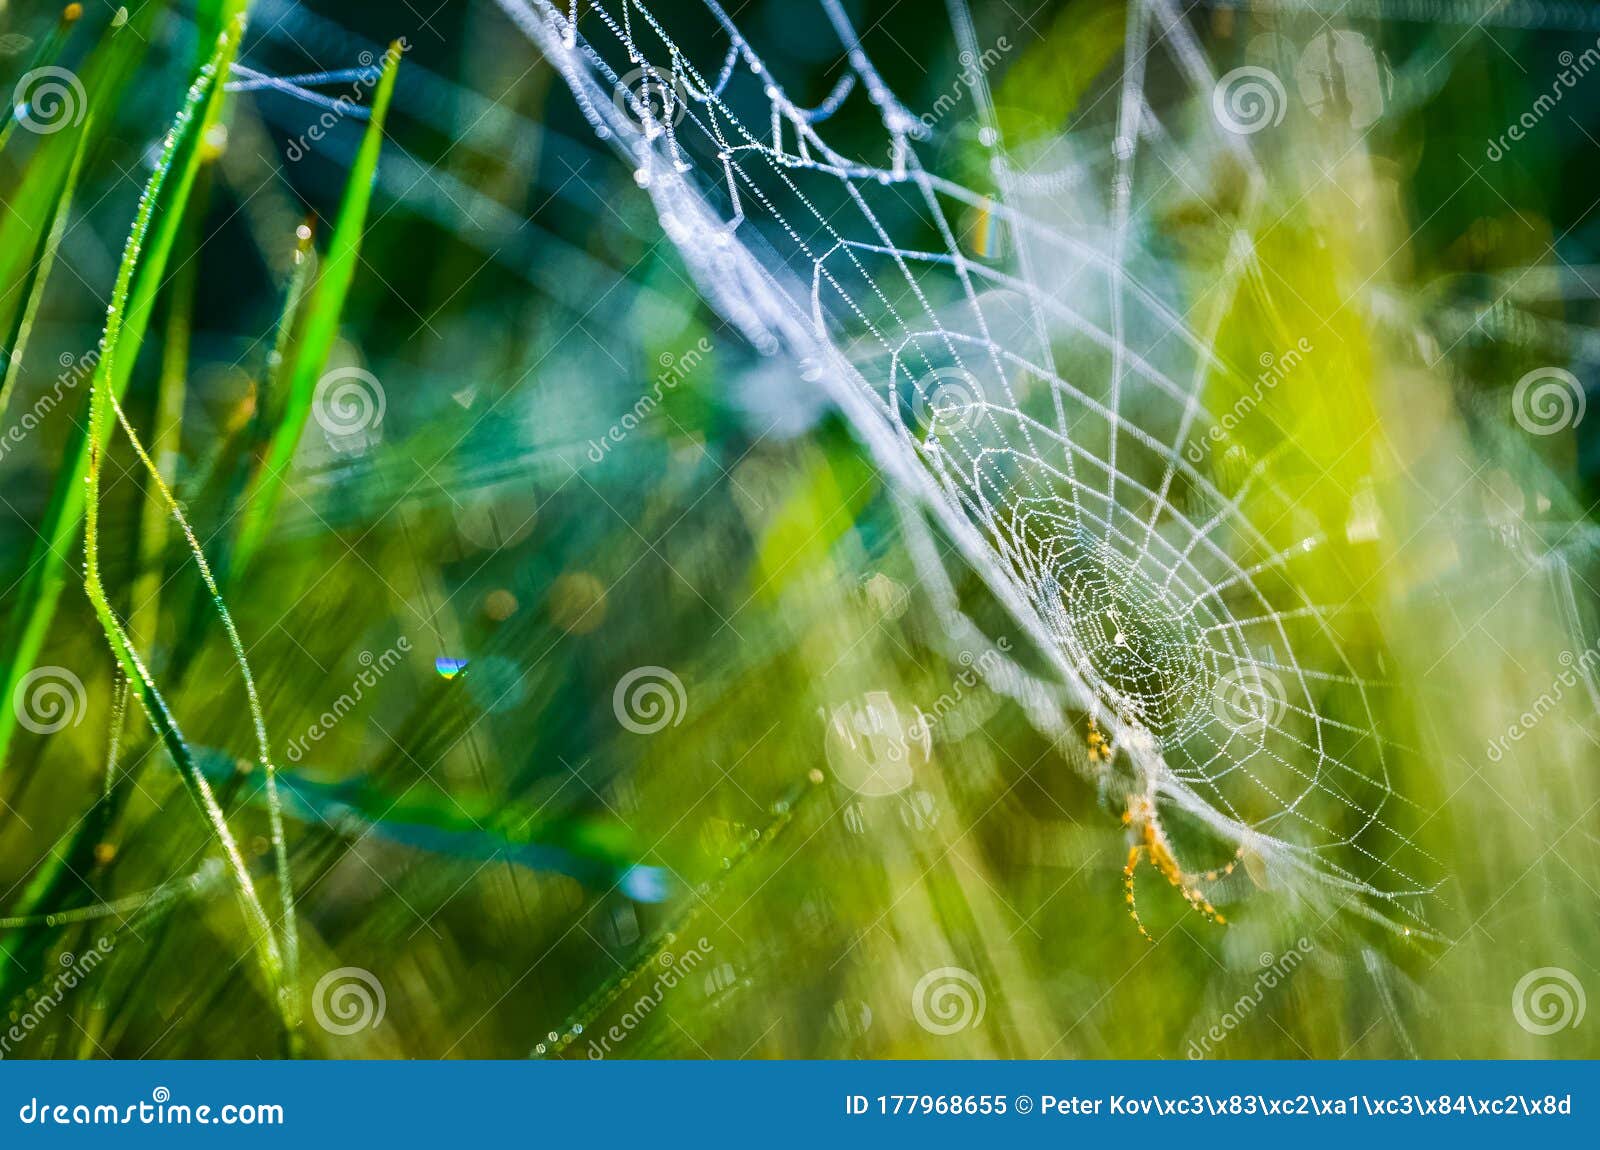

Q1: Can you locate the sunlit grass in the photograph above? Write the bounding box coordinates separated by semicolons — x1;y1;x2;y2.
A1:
0;0;1594;1062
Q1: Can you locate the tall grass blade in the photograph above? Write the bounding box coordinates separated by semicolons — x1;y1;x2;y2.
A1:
0;1;241;767
231;43;402;575
128;151;216;655
0;3;160;364
75;8;298;1048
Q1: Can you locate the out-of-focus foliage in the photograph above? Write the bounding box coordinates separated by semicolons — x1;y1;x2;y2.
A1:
0;0;1595;1060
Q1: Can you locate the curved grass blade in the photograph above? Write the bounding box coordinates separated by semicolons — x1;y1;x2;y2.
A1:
125;1;248;654
0;1;239;767
0;861;224;931
78;8;298;1051
102;382;305;1033
231;42;403;575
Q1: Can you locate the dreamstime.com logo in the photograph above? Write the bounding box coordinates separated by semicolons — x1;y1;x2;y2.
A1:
1511;366;1586;436
1212;66;1287;134
17;1088;283;1127
11;66;86;135
12;666;86;735
311;966;386;1036
1512;967;1585;1036
1211;665;1288;733
612;666;687;734
313;366;386;451
612;64;689;133
911;966;985;1036
913;367;987;437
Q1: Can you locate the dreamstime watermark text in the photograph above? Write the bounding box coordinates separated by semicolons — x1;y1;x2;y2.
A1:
1486;38;1600;162
0;350;99;462
583;937;714;1058
586;337;712;464
17;1088;282;1127
0;937;115;1059
283;40;411;163
1186;938;1314;1058
1486;644;1600;763
284;638;411;762
904;37;1012;146
1187;339;1313;463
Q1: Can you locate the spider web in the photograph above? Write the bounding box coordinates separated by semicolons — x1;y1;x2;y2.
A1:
496;0;1440;931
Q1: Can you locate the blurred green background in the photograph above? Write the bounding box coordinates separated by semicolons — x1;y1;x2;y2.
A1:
0;0;1596;1059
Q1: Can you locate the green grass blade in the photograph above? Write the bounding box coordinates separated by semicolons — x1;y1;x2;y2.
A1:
231;42;403;575
0;863;221;931
104;382;304;1037
224;234;317;580
72;8;297;1049
0;114;90;427
0;3;160;358
94;216;313;1033
128;158;213;655
0;1;243;768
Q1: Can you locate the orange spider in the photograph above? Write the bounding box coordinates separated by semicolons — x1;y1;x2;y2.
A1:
1086;716;1113;765
1120;790;1241;942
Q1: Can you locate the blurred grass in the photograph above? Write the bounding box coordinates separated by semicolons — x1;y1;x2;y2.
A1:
0;0;1594;1061
78;1;301;1050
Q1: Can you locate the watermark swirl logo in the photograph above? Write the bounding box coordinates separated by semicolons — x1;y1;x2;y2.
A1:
913;368;987;436
612;666;687;734
312;367;386;440
14;666;86;735
12;67;87;135
1211;666;1288;733
1512;967;1585;1036
612;65;689;133
1211;66;1287;135
911;966;986;1035
1512;367;1585;436
311;966;386;1035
